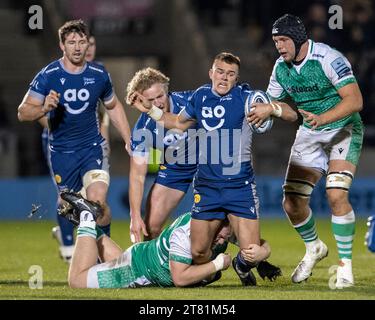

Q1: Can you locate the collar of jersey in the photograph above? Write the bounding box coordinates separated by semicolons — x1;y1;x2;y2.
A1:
58;58;88;75
210;86;236;98
291;39;313;72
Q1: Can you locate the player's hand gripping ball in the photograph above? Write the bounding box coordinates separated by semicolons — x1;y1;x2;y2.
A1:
245;90;274;134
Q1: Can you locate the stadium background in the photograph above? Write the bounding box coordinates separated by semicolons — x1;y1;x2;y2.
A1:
0;0;374;220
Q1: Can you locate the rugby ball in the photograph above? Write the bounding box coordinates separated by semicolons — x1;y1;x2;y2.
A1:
245;90;273;134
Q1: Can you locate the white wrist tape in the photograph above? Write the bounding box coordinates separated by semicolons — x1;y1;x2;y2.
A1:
270;102;282;118
212;253;225;271
147;105;163;121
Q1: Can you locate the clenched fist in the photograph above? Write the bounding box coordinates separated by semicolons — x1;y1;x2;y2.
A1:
42;90;60;113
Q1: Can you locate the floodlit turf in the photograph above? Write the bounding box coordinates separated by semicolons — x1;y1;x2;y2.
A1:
0;218;374;300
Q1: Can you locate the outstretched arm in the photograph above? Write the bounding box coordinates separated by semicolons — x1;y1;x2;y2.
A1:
129;155;149;243
170;253;231;287
129;91;195;131
247;100;298;128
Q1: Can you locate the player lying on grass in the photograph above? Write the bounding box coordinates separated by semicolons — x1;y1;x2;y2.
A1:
59;191;282;288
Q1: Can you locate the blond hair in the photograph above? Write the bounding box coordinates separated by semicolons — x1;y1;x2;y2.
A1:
126;67;170;105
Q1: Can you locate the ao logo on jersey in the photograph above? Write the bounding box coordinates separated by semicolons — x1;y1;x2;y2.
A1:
63;88;90;115
201;105;226;131
163;132;188;146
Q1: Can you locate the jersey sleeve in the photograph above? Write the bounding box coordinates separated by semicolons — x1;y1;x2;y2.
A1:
266;62;288;100
169;227;192;265
240;82;252;103
179;91;197;120
322;49;357;90
130;114;153;157
27;70;49;103
101;70;115;104
171;90;195;102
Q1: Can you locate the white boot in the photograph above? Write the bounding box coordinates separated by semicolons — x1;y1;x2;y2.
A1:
58;245;75;264
336;258;354;289
52;226;74;264
291;239;329;283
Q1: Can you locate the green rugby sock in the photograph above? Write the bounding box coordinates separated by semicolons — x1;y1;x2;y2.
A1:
332;211;355;260
293;209;318;244
77;226;97;239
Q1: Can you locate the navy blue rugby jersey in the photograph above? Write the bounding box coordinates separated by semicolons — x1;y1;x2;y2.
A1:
181;83;255;181
28;59;114;152
131;91;197;170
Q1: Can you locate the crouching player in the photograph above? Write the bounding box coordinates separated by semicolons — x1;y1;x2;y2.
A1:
60;192;281;288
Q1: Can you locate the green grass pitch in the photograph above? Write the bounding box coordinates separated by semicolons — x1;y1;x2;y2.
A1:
0;218;374;300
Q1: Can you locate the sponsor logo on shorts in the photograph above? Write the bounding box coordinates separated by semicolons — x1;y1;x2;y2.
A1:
158;171;167;178
54;174;62;184
194;194;201;203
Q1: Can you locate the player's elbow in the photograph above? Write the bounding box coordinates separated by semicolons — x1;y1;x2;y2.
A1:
17;112;25;122
346;88;363;113
172;278;186;287
172;274;191;287
17;105;26;122
17;104;34;122
354;94;363;113
289;111;298;122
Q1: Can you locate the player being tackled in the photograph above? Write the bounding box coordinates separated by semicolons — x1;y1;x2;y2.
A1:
59;191;103;226
59;191;282;288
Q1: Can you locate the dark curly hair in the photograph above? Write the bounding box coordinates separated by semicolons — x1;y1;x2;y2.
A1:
58;19;89;43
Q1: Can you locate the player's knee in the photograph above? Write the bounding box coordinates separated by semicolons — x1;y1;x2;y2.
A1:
282;179;314;214
326;171;353;210
86;189;107;203
83;170;109;192
326;172;353;202
326;171;353;192
283;179;314;199
68;274;86;289
326;190;349;212
192;248;211;264
282;195;301;216
147;224;162;239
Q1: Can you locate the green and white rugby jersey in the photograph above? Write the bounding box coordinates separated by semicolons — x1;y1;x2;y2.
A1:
267;40;363;130
130;212;193;287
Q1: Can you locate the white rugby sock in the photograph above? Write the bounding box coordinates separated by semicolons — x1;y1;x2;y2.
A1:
78;210;96;230
77;210;97;239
